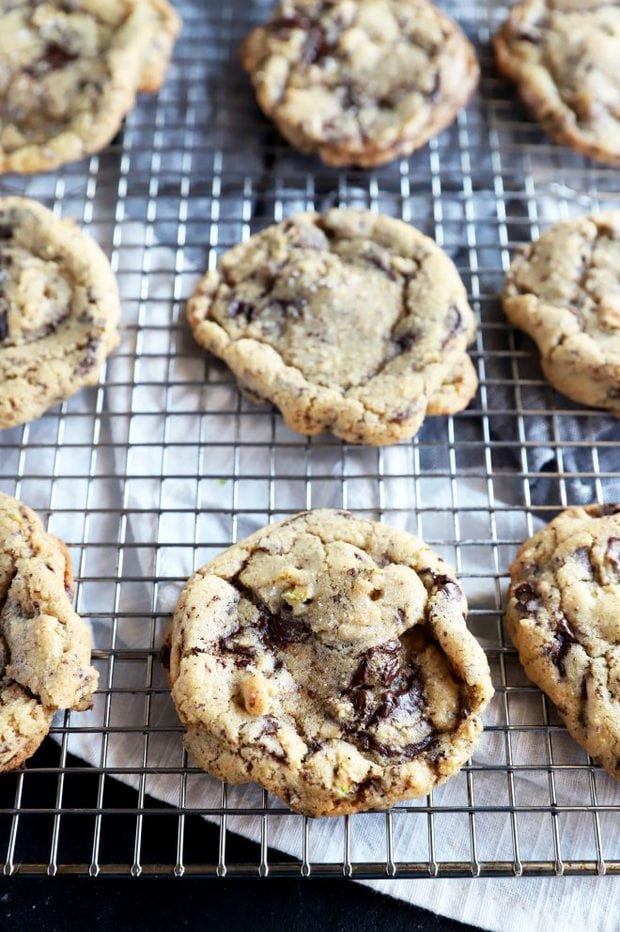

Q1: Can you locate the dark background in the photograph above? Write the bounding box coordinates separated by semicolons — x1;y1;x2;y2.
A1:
0;741;478;932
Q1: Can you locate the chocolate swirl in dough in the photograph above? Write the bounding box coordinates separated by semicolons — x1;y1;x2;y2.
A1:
188;208;478;446
0;196;120;429
507;504;620;780
0;491;98;772
241;0;479;167
0;0;181;173
169;510;493;817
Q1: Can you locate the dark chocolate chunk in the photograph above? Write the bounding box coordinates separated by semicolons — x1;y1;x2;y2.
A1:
431;573;463;600
605;537;620;566
258;610;312;648
272;13;313;34
77;336;100;374
395;330;421;352
354;730;434;761
551;615;577;678
302;25;332;64
0;225;14;241
25;41;79;77
0;310;7;343
572;546;594;576
595;504;620;516
441;304;466;349
513;581;541;614
259;717;279;737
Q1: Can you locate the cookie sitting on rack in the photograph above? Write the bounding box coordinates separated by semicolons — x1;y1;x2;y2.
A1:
502;212;620;415
0;196;121;429
188;208;479;445
506;504;620;781
241;0;479;167
494;0;620;165
0;492;98;772
168;509;493;817
0;0;181;174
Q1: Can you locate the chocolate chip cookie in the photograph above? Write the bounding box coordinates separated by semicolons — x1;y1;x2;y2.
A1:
241;0;479;167
168;509;493;817
507;505;620;779
188;208;478;445
494;1;620;165
502;212;620;414
0;491;98;772
0;0;181;174
0;196;120;429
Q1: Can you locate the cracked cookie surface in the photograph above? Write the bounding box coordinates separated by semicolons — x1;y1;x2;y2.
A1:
0;491;98;772
169;509;493;817
0;196;120;429
0;0;181;174
503;212;620;413
188;208;478;445
241;0;479;167
507;505;620;779
494;0;620;165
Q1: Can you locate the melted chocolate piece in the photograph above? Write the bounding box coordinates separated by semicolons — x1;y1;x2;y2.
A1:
395;330;421;352
572;546;593;576
259;717;279;737
578;675;588;729
551;615;577;678
513;581;540;614
77;336;100;374
595;504;620;516
25;41;79;77
217;634;255;668
0;225;13;241
159;642;171;670
441;305;465;349
256;608;312;649
355;730;435;761
272;13;313;34
228;298;256;320
432;573;462;600
605;537;620;566
349;640;400;689
0;310;7;343
302;25;332;64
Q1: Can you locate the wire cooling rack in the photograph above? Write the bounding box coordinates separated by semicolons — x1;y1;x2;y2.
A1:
0;0;619;880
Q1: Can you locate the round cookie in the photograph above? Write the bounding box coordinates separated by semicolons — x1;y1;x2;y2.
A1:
506;505;620;779
0;491;98;772
494;0;620;165
0;0;181;174
168;509;493;817
502;212;620;414
188;208;479;445
0;196;121;429
241;0;479;167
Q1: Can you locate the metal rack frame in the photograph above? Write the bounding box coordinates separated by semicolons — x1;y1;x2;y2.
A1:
0;0;619;878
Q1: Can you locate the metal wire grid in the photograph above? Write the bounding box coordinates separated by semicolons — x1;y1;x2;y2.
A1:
0;0;618;878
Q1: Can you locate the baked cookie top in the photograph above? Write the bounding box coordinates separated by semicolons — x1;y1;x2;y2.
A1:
506;504;620;780
0;196;120;429
0;0;181;174
503;212;620;413
169;509;493;817
241;0;479;167
0;491;98;772
494;0;620;165
188;208;478;445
